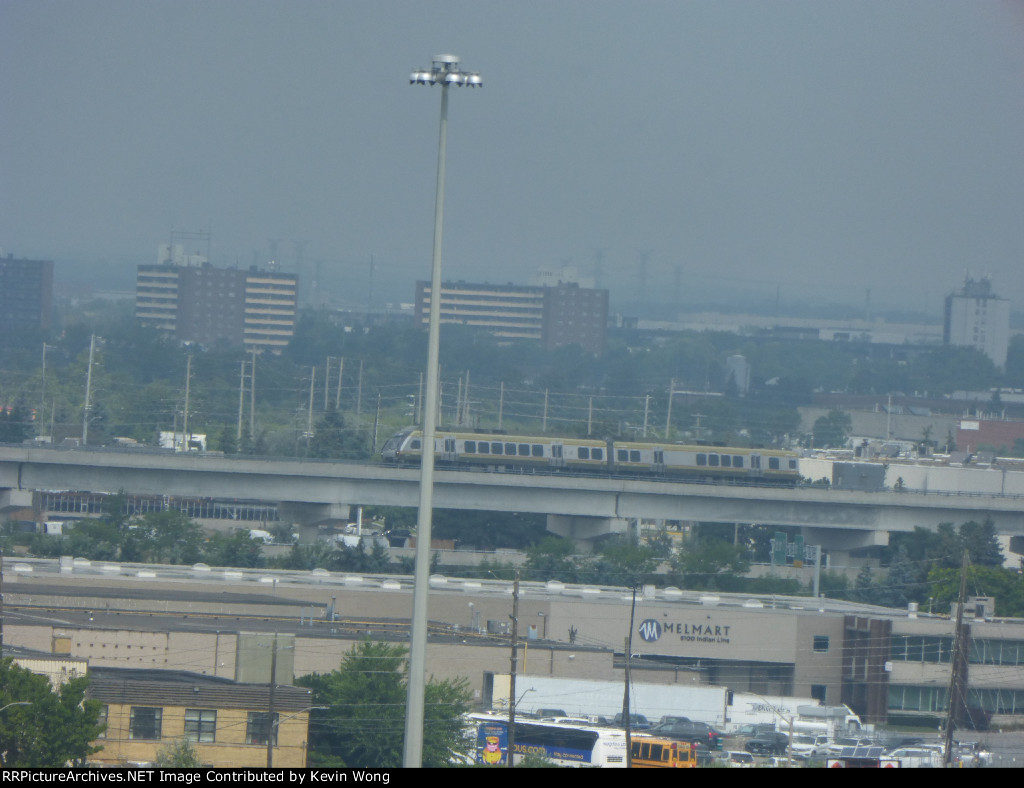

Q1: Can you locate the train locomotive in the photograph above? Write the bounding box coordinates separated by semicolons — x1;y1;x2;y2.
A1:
380;428;801;485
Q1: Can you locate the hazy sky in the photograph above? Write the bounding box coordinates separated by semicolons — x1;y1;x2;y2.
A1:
2;1;1023;317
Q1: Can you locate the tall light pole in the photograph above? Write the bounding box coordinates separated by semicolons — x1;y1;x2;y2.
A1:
403;53;481;768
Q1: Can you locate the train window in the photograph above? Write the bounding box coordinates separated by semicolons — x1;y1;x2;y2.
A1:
532;444;543;457
769;457;780;470
552;445;563;459
720;455;731;467
617;449;629;462
478;442;489;454
789;459;798;470
518;444;530;456
505;443;516;455
751;456;761;468
592;448;603;461
491;442;503;455
410;439;421;450
697;453;707;466
465;441;476;453
445;438;456;453
708;454;720;467
578;447;590;460
630;450;641;462
733;455;744;468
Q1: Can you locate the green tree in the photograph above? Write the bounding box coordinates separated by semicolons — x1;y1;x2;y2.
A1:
587;535;658;586
125;510;205;564
0;659;105;767
671;539;750;589
202;530;264;568
811;409;852;448
297;641;473;768
0;402;33;443
926;565;1024;618
308;407;369;460
523;536;580;583
155;737;203;767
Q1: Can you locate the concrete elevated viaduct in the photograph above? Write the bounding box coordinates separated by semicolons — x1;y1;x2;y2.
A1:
2;446;1023;557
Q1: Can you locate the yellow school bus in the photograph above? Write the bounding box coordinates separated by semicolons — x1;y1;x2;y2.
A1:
630;736;696;768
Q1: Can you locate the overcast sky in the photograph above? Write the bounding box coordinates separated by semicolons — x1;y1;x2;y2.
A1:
2;1;1022;318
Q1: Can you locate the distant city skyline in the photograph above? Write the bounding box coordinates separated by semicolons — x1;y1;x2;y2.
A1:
3;2;1022;320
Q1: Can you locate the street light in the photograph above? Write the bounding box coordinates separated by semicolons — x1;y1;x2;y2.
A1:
403;53;482;769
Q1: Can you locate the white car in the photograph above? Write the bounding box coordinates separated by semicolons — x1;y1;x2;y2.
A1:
765;756;804;768
722;750;756;768
789;734;829;758
886;747;943;768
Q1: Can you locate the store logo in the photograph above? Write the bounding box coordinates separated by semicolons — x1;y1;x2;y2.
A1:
637;619;662;642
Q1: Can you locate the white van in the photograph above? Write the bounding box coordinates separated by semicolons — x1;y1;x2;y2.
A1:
248;529;275;544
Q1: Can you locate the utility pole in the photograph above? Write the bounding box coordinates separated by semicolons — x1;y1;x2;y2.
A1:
324;357;332;411
182;354;192;452
356;360;364;417
507;571;520;768
249;349;257;442
335;357;344;411
372;392;381;453
237;360;247;443
943;550;970;767
306;366;316;449
498;382;504;431
1;546;5;659
82;334;96;445
622;584;638;767
542;390;549;433
693;413;706;443
665;378;675;439
643;394;650;438
266;634;278;768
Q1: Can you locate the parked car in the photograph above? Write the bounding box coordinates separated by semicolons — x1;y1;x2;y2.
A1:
745;731;790;756
766;755;806;768
693;743;713;767
651;719;723;750
732;723;777;738
612;712;651;730
886;747;943;768
789;734;829;758
721;750;756;768
534;708;567;718
827;737;876;756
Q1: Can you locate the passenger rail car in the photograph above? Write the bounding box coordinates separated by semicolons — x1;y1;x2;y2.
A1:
380;428;800;484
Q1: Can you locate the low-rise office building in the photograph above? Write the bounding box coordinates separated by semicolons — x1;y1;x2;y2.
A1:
85;667;312;768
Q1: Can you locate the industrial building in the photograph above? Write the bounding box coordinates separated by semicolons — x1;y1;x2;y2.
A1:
5;559;1023;731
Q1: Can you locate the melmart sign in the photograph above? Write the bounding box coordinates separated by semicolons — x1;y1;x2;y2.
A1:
638;618;732;645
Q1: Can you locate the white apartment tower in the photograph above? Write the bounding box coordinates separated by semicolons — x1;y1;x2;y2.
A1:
943;276;1011;369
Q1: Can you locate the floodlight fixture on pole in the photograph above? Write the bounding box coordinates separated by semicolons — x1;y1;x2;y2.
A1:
403;53;481;769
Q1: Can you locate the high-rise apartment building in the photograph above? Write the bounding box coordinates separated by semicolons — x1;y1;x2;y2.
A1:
943;276;1010;368
136;246;297;352
414;279;609;355
0;254;53;337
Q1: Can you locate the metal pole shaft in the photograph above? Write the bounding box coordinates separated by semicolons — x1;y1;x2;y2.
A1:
403;79;449;769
